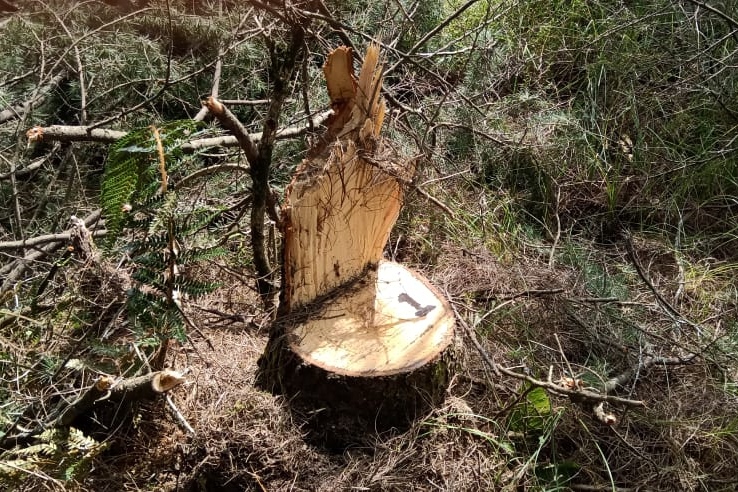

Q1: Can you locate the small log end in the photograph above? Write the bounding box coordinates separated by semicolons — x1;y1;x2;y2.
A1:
152;369;186;393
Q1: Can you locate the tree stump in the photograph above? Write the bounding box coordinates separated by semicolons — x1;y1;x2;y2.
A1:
258;44;455;443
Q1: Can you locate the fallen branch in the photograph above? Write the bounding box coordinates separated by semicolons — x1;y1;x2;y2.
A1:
25;110;331;151
56;370;185;427
0;229;106;251
220;98;281;105
1;370;185;449
602;353;696;394
449;298;645;423
0;143;62;181
0;210;101;293
624;231;704;333
0;73;66;125
176;163;250;189
474;287;565;302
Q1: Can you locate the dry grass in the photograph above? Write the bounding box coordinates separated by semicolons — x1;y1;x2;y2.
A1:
69;221;738;491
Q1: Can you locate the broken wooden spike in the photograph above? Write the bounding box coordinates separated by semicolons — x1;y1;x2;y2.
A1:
260;43;455;442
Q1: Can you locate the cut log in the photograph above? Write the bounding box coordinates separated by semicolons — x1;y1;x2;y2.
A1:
54;370;186;428
2;370;186;449
258;44;455;442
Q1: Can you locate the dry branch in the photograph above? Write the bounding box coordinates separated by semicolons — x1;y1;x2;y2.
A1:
193;49;224;122
24;111;331;151
0;229;106;251
0;143;61;181
2;370;185;448
450;300;646;416
624;231;704;333
0;210;101;293
204;97;258;162
602;353;696;393
0;73;66;124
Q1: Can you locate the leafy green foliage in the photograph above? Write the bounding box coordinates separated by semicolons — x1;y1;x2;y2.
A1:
508;386;553;434
100;120;224;347
101;120;202;239
0;427;106;487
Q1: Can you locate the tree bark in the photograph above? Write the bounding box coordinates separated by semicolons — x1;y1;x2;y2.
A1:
249;29;306;303
0;370;185;450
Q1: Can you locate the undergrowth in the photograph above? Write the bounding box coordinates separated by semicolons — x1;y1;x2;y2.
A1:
1;0;737;490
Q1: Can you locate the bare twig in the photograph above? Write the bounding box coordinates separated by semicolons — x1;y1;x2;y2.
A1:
176;163;250;189
0;143;61;181
219;99;277;105
166;394;195;435
474;288;564;302
624;231;704;334
413;184;455;218
681;0;738;30
602;353;697;394
87;3;173;130
193;48;224;122
449;298;645;409
548;184;561;268
48;7;87;123
0;149;24;244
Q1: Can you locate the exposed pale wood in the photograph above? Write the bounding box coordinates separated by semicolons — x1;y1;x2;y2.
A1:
290;261;455;376
2;369;186;448
23;110;331;150
282;141;412;310
282;43;407;311
54;370;185;427
261;45;457;441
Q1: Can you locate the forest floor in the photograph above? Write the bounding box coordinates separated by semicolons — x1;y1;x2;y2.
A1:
1;2;738;491
77;212;738;491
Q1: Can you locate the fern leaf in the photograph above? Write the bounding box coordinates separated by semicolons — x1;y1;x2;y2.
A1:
174;278;221;298
178;246;228;264
101;121;202;240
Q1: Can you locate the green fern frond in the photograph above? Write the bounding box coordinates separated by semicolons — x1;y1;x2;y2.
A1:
174;279;221;298
132;251;170;269
147;192;179;235
0;427;105;484
179;246;228;264
101;154;143;238
6;440;58;459
127;233;170;256
67;427;99;453
101;121;202;240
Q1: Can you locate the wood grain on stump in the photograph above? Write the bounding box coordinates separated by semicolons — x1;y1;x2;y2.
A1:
258;44;455;441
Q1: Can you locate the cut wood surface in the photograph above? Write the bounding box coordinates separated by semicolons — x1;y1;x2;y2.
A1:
290;261;455;376
281;43;410;311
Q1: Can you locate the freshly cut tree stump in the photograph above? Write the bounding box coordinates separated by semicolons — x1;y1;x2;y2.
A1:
289;261;454;377
258;44;455;442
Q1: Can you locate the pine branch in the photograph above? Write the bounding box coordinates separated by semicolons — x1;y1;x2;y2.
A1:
0;74;67;124
0;211;102;293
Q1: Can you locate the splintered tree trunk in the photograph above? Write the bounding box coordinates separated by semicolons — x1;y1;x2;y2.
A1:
259;44;455;440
